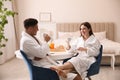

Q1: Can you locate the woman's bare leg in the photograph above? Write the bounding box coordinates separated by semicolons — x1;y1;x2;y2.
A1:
50;62;75;78
50;62;74;71
73;74;82;80
50;67;67;78
50;67;73;78
58;62;74;70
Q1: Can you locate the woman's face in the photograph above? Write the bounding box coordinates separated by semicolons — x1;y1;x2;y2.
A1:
80;25;90;37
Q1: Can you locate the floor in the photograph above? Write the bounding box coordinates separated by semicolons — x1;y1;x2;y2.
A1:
0;57;120;80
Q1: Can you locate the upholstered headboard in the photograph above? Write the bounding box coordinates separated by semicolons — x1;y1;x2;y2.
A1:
56;22;114;41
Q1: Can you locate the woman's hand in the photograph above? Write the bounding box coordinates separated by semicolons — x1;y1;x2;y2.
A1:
77;47;87;52
66;40;71;50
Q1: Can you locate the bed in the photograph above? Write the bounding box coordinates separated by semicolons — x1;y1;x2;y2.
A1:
55;22;120;69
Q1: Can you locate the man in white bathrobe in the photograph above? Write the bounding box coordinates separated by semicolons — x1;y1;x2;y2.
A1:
20;18;57;68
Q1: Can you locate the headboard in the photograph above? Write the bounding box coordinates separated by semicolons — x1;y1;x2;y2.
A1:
56;22;115;41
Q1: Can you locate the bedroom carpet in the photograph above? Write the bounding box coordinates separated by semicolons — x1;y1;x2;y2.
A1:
0;57;120;80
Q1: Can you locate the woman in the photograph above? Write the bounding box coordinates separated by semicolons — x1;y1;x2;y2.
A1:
50;22;101;80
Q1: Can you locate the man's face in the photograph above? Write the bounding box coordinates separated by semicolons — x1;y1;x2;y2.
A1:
33;24;39;35
30;24;39;35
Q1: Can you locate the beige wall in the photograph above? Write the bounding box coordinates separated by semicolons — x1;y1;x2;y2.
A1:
16;0;120;42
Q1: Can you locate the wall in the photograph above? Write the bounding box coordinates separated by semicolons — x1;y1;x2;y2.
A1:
15;0;120;42
0;1;16;64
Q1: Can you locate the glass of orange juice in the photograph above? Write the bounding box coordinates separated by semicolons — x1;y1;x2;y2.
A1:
49;42;54;49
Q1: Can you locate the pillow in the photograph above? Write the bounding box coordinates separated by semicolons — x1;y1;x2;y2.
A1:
58;31;80;40
94;31;106;41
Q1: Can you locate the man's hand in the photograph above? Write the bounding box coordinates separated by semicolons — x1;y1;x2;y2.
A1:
43;33;51;42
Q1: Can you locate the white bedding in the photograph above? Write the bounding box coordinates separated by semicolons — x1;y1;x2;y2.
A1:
100;39;120;55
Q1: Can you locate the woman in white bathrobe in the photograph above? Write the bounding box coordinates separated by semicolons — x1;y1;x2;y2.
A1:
50;22;101;80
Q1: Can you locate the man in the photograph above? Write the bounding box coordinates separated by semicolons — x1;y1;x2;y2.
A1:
20;18;56;68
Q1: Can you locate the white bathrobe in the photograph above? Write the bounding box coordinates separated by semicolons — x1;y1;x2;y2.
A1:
68;35;101;79
20;31;57;68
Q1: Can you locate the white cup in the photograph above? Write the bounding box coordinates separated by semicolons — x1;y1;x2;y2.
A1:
67;37;71;42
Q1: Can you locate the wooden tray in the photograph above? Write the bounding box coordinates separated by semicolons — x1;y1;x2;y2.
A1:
50;48;65;52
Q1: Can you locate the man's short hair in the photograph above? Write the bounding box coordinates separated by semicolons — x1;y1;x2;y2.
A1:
24;18;38;29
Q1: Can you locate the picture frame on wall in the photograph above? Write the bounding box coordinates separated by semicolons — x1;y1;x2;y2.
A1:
39;12;51;22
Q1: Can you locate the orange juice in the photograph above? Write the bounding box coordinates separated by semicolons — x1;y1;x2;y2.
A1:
49;42;54;49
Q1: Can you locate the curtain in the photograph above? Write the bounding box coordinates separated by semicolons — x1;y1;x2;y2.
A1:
0;0;19;64
12;0;20;50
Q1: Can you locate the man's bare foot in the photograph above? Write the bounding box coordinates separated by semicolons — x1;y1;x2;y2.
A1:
50;66;67;78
